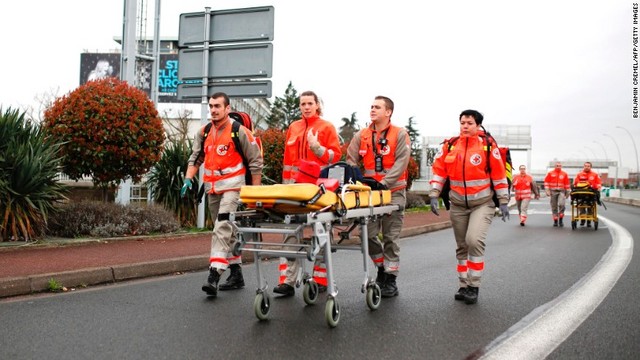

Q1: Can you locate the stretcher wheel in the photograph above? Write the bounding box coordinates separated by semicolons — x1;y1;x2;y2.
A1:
254;293;271;321
232;241;243;256
366;284;381;310
325;298;340;328
303;281;319;305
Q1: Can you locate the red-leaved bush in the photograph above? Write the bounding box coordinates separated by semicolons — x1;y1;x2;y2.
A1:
43;78;165;189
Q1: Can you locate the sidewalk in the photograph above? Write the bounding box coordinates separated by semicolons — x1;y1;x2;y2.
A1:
0;210;451;299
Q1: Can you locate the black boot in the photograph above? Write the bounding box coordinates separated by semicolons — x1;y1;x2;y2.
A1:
375;266;387;287
381;274;399;297
454;287;468;301
559;218;564;227
553;219;558;227
464;286;479;305
202;268;220;297
218;264;245;291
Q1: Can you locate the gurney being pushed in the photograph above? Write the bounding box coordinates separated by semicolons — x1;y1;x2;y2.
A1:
229;180;397;327
569;181;605;230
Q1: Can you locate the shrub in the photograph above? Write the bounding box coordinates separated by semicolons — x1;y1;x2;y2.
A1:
0;107;68;241
146;139;201;227
47;201;179;238
405;191;426;209
257;128;285;184
43;78;165;194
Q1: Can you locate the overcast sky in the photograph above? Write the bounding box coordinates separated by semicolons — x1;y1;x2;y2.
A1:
1;1;637;172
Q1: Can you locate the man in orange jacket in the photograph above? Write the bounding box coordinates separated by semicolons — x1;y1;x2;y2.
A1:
512;165;540;226
573;161;602;227
273;90;342;297
543;161;571;227
347;95;410;298
182;92;263;297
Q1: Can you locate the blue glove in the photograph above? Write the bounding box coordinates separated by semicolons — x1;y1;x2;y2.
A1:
499;204;510;222
181;178;192;198
430;197;440;216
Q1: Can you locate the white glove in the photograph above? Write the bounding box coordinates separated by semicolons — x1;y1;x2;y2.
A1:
307;129;321;153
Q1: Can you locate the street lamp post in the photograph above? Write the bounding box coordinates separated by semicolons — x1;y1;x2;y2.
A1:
603;134;623;191
584;146;599;160
616;126;639;186
593;140;609;160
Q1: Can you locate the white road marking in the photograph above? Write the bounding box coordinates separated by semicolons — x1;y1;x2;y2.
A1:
479;215;633;359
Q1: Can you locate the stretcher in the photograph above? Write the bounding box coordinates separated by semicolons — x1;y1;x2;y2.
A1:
570;182;604;230
229;182;397;328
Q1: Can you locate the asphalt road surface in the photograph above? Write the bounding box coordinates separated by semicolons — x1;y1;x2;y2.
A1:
1;200;638;360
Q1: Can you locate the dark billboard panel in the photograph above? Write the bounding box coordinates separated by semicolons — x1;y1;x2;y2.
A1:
80;53;194;103
80;53;121;84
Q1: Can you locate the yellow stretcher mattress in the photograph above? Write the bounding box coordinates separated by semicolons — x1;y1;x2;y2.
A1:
239;184;392;214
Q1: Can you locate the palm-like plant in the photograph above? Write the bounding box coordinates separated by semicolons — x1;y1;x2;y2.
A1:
0;108;68;241
146;139;202;227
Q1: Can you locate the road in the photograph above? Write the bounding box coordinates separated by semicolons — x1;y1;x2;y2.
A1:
1;200;638;360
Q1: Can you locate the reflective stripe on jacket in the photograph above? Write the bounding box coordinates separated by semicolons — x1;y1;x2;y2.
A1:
544;169;570;191
203;120;246;194
513;174;536;200
282;115;341;184
430;133;509;207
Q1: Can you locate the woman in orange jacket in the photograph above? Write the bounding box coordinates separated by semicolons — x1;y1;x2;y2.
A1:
274;90;342;297
429;109;510;305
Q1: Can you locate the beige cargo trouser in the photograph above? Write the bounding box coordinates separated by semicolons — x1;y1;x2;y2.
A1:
207;191;240;271
450;198;495;287
367;190;406;276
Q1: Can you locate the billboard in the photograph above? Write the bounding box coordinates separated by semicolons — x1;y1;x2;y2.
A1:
79;53;121;84
80;53;195;103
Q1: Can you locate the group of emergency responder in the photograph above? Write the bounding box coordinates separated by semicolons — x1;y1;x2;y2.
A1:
179;93;607;308
182;91;410;300
512;161;603;228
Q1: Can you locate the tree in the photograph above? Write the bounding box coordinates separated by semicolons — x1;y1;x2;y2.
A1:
266;81;301;130
43;78;165;199
0;107;68;241
405;116;421;167
339;112;359;145
162;108;193;146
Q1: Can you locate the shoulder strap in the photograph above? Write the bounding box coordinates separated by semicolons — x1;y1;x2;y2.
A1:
198;122;214;161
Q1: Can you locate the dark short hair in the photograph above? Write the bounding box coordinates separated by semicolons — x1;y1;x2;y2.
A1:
459;109;483;125
375;96;394;116
210;92;230;107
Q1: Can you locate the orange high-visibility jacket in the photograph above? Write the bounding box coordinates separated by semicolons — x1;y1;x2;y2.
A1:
544;168;570;192
282;115;341;184
512;173;539;200
202;120;249;194
573;170;602;190
430;133;509;207
349;123;410;192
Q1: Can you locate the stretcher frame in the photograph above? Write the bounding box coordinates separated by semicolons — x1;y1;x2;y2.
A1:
229;184;398;328
569;188;600;230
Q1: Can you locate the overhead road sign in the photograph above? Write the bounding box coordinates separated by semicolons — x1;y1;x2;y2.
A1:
179;6;275;47
177;80;272;99
178;43;273;80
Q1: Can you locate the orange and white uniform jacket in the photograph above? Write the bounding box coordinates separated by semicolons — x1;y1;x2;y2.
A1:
512;174;539;200
188;119;263;194
282;115;341;184
429;132;510;207
347;123;411;192
544;168;570;193
573;170;602;190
